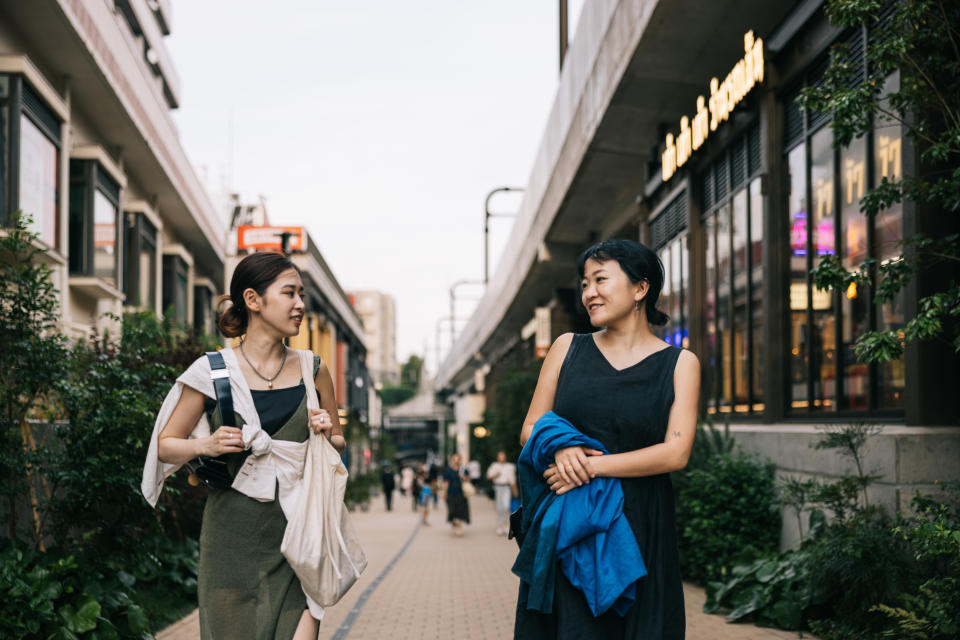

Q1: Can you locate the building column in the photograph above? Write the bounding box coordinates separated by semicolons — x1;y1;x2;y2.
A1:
760;82;789;423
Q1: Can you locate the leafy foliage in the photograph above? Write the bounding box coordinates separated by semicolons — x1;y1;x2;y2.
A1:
0;535;198;638
476;357;542;472
676;452;780;585
872;487;960;639
44;312;217;552
800;0;960;363
0;212;68;542
0;218;215;634
704;424;959;639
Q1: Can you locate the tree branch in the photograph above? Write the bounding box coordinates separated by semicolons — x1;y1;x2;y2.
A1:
937;0;960;69
900;48;960;130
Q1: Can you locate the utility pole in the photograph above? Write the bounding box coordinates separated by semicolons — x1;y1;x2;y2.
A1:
559;0;568;71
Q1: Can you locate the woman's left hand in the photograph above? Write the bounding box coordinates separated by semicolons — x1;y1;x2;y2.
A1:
309;408;333;436
543;464;577;495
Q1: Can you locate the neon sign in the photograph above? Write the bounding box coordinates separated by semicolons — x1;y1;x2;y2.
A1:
662;31;765;182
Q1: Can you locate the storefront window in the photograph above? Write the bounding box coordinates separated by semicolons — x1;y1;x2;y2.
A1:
841;136;869;410
732;190;749;409
705;215;718;407
703;126;764;415
656;234;688;349
787;142;808;410
810;127;836;410
874;71;905;409
749;177;764;410
18;114;58;247
785;67;904;415
651;192;689;350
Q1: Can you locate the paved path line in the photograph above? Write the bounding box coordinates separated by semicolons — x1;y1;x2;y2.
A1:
329;520;421;640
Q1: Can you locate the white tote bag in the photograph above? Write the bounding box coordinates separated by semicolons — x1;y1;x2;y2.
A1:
281;352;367;607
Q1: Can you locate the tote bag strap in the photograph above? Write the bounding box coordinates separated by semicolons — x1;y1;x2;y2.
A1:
297;350;321;413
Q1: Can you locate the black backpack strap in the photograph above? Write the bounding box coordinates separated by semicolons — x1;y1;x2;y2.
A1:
205;351;236;427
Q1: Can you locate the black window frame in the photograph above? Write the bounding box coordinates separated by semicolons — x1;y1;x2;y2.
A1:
162;253;189;326
122;211;158;309
1;73;63;249
68;158;122;287
193;282;216;336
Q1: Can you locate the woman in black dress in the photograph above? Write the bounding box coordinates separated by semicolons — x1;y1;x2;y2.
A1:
515;239;700;639
442;452;471;536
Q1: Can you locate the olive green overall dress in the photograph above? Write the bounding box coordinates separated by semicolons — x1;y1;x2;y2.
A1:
197;356;319;639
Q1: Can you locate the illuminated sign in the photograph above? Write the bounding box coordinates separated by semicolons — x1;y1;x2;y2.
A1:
237;225;305;251
662;31;765;182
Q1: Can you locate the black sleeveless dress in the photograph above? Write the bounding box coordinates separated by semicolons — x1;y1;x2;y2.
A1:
514;333;685;640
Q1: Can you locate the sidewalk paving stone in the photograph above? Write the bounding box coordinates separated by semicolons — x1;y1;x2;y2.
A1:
158;492;812;639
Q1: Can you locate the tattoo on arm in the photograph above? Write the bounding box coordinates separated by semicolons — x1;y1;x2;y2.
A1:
673;431;682;439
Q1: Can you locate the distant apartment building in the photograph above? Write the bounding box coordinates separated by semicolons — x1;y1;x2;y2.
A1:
0;1;226;338
349;290;400;387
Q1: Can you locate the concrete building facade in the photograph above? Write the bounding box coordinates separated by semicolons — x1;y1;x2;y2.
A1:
435;0;960;549
349;290;400;387
0;0;226;339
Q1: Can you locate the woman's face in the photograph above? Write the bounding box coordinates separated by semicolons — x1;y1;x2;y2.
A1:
450;454;461;468
246;268;305;337
580;258;645;327
497;451;507;463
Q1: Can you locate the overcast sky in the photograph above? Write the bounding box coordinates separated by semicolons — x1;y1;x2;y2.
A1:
169;1;584;373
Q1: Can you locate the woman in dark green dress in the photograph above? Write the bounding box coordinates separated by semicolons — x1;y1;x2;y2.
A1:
515;239;701;639
156;252;346;640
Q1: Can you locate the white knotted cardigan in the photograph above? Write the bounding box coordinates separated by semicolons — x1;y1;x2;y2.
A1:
140;348;325;618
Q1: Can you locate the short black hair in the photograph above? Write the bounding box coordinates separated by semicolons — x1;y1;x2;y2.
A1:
576;238;669;326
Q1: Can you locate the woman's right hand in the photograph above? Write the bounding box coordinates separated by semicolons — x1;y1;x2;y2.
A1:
553;446;603;486
202;427;245;457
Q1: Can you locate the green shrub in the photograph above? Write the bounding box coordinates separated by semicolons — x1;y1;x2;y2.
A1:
45;311;217;554
676;452;780;585
0;534;199;638
0;212;68;543
345;471;377;507
871;488;960;640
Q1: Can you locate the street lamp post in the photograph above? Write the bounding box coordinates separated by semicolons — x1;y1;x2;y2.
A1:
484;186;524;284
435;315;468;373
449;279;484;345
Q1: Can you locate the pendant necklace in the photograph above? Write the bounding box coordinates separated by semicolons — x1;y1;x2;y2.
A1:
239;340;287;389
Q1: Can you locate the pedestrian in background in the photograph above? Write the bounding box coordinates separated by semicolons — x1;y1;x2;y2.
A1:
442;453;471;537
418;466;432;525
380;463;396;511
486;450;517;536
467;458;482;486
514;239;700;639
427;462;441;508
400;464;414;503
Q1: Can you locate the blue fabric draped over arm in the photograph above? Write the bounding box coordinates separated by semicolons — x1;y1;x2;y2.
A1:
511;411;646;617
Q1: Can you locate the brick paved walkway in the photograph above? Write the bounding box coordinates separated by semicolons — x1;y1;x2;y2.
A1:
158;493;810;639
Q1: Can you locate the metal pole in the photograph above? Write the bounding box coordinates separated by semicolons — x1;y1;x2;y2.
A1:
483;186;524;284
449;280;484;346
559;0;568;72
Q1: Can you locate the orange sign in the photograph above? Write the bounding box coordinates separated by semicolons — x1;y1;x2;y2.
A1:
237;226;305;251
